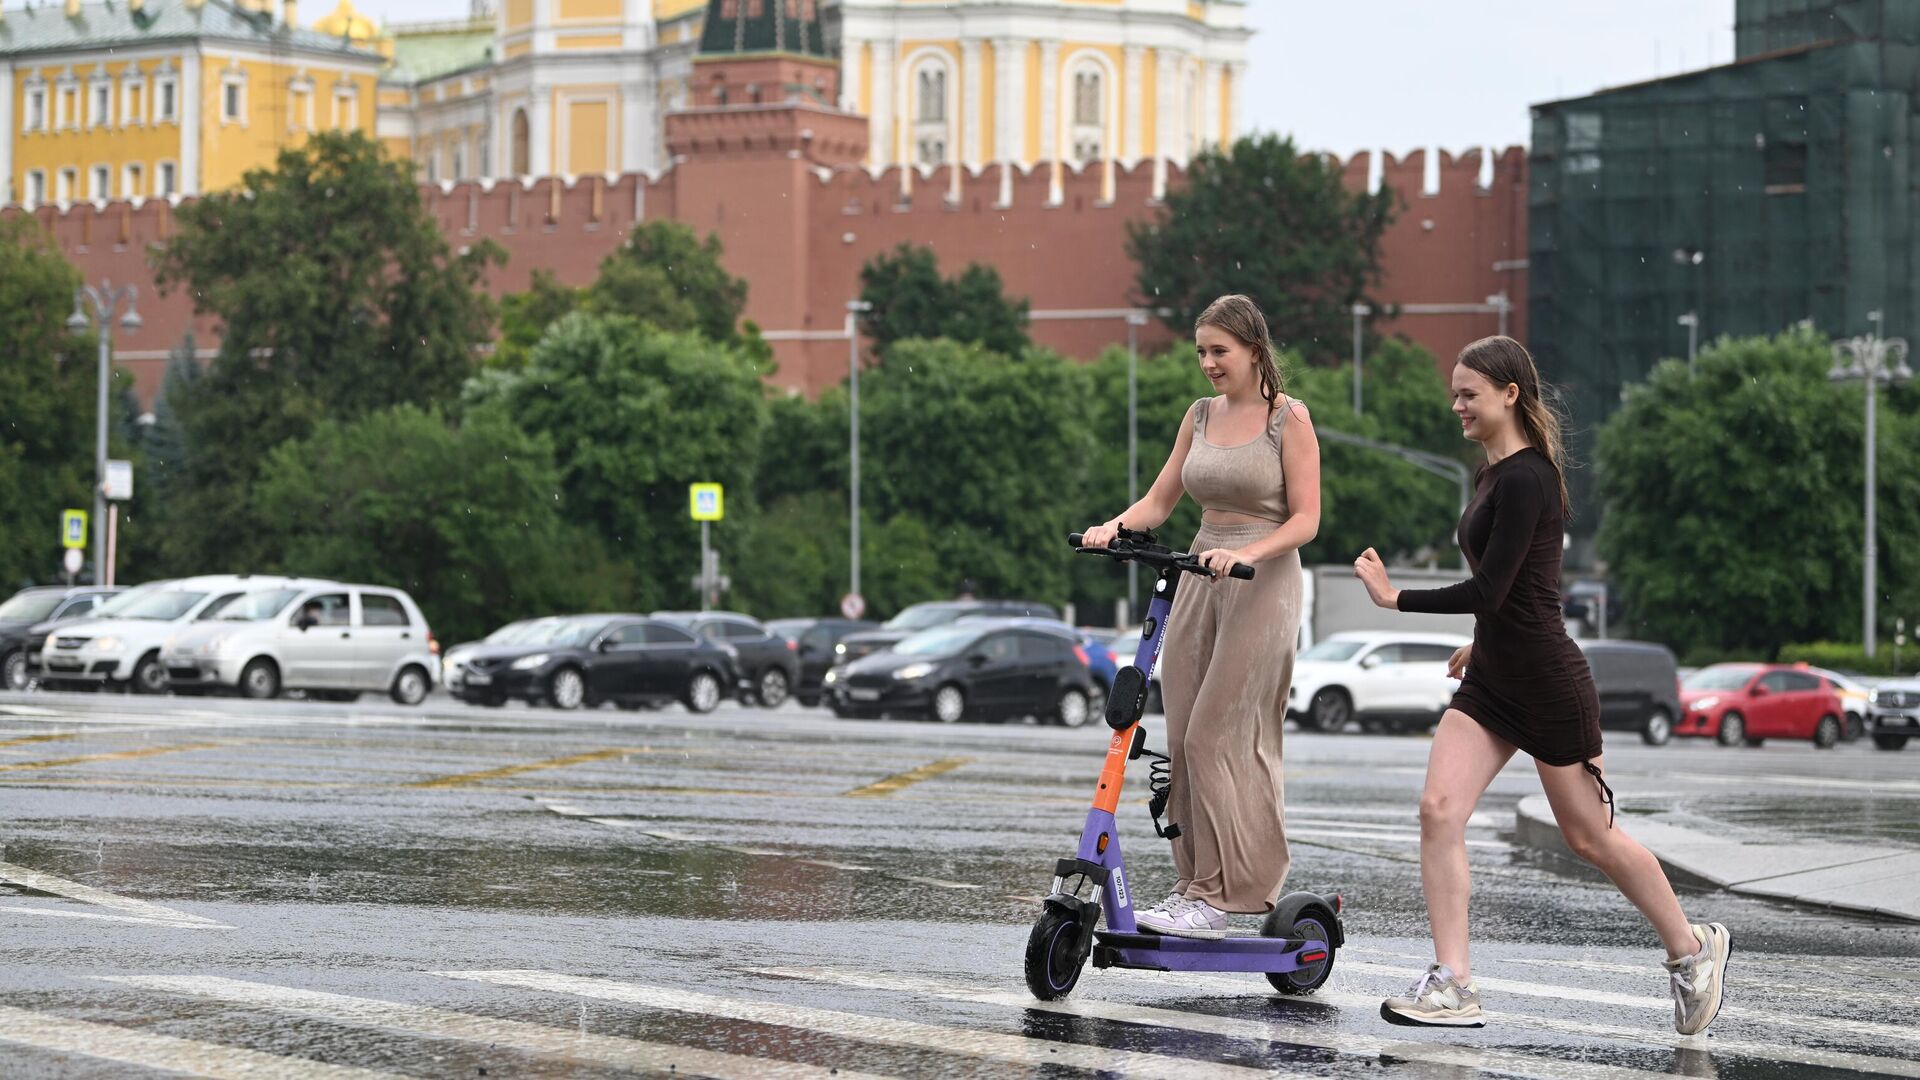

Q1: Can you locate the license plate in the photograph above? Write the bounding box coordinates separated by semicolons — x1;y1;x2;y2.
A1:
849;688;881;702
465;673;492;686
47;659;81;671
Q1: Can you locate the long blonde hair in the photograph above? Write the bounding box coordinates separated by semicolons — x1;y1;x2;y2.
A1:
1196;294;1284;408
1458;335;1571;519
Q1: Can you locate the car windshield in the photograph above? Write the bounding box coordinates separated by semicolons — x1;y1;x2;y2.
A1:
94;588;156;617
549;619;609;647
1300;640;1367;662
893;626;982;657
1684;666;1759;691
216;589;303;621
886;605;964;631
0;593;62;622
115;590;208;621
766;619;808;638
489;618;564;645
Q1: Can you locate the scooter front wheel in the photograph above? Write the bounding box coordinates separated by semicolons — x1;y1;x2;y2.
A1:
1024;908;1087;1000
1263;899;1338;994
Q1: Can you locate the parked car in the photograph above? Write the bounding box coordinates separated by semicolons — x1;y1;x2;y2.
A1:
0;585;122;690
446;614;737;712
652;611;800;708
37;575;319;694
443;616;572;699
1577;639;1683;746
1678;663;1847;748
21;581;168;689
1107;626;1163;713
825;620;1099;726
979;617;1118;697
1288;631;1472;734
162;583;440;704
1803;665;1872;741
766;617;876;707
833;599;1062;667
1868;677;1920;751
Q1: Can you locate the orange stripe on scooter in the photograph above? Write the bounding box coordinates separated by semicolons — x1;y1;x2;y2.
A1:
1091;724;1135;814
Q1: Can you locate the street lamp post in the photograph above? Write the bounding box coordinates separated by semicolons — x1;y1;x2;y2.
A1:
846;299;872;602
67;281;142;587
1350;303;1370;416
1125;308;1149;620
1829;311;1913;659
1678;311;1699;371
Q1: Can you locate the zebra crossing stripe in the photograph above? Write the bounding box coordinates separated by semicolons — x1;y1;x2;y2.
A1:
434;969;1289;1079
98;975;879;1080
0;1004;401;1079
0;860;231;929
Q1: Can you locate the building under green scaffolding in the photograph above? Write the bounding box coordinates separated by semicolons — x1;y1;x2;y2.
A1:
1529;0;1918;554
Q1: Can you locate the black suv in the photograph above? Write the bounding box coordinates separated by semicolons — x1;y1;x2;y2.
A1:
0;586;122;690
451;614;738;713
652;611;801;708
1577;639;1683;746
827;618;1099;726
766;617;877;707
831;600;1062;668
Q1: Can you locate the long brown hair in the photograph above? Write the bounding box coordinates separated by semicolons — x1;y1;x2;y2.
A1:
1196;294;1284;408
1458;335;1571;519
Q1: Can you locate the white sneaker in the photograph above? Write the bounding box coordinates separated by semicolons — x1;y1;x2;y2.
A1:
1136;896;1228;938
1138;891;1186;918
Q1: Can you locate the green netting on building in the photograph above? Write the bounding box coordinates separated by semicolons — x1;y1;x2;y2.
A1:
1529;2;1920;548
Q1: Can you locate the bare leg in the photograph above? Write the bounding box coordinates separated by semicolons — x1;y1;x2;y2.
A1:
1419;710;1518;981
1537;756;1698;959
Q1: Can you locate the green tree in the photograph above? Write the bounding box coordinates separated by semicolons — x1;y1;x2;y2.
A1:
150;131;503;572
581;220;767;359
858;244;1032;357
1128;133;1395;359
1596;328;1920;656
471;312;771;612
251;404;627;645
493;269;581;370
0;218;133;588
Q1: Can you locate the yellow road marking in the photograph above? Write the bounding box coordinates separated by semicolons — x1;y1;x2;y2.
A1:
0;743;221;772
844;757;972;797
407;748;651;789
0;733;77;749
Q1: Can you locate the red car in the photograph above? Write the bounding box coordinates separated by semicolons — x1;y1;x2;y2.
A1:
1677;663;1847;748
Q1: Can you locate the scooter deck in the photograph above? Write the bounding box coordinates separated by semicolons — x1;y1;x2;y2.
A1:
1092;930;1331;974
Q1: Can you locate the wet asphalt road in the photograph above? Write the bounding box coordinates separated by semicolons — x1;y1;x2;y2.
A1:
2;689;1918;1078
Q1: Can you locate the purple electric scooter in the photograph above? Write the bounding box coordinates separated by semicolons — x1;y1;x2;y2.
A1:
1024;527;1344;1000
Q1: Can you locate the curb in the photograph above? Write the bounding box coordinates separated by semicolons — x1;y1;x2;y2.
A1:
1514;795;1920;924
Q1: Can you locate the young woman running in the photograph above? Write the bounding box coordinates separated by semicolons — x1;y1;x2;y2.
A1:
1353;335;1729;1034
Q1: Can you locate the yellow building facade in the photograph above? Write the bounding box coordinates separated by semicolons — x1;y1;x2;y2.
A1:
1;0;384;207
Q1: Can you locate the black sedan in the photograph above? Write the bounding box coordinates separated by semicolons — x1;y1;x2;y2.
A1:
0;585;123;690
766;616;877;707
450;616;738;713
831;599;1062;667
652;611;801;708
824;620;1099;726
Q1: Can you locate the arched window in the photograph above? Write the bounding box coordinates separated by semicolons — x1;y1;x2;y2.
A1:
913;63;948;167
511;107;530;175
1070;65;1104;163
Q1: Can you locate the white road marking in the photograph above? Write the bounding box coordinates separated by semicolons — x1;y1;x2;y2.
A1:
434;969;1288;1079
0;861;231;929
0;1004;402;1079
756;966;1672;1080
1287;827;1509;849
99;975;882;1080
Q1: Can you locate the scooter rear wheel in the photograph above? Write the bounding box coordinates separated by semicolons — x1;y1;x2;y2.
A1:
1262;904;1338;994
1024;908;1087;1000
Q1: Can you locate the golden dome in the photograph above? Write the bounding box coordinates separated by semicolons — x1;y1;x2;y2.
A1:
314;0;379;42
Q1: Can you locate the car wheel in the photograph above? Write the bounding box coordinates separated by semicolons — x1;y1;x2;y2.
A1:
932;684;967;724
1873;733;1910;751
1055;687;1091;729
131;652;168;695
1813;714;1841;749
390;665;430;707
757;667;791;709
1844;712;1865;742
1641;706;1674;746
797;694;821;709
684;670;722;714
547;667;585;711
1309;688;1351;733
239;659;280;701
1715;711;1745;747
2;650;26;692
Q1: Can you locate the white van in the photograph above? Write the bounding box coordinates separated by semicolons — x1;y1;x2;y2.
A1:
163;582;439;705
38;575;332;694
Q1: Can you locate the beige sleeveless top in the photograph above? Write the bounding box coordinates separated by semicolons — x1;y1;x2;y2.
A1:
1180;397;1291;524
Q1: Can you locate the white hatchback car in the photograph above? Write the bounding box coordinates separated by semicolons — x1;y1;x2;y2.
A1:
1288;630;1471;734
163;583;439;704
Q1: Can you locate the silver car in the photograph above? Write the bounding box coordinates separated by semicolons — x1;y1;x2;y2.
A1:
163;583;440;705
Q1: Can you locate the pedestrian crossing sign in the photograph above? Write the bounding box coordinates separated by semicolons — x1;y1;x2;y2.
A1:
61;509;87;550
690;483;724;522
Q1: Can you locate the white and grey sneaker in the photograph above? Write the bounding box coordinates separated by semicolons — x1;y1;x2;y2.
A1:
1138;891;1187;919
1136;895;1228;938
1381;963;1485;1027
1667;922;1731;1035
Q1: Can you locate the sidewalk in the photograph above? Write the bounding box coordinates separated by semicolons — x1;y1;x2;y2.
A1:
1515;795;1920;923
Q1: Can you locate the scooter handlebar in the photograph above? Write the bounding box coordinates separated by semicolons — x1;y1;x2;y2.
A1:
1067;531;1255;580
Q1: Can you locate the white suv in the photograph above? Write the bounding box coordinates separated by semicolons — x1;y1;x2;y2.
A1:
37;575;329;694
163;583;440;705
1288;630;1471;734
1869;677;1920;751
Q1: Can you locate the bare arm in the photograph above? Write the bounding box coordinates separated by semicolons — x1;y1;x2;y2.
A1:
1084;401;1199;545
